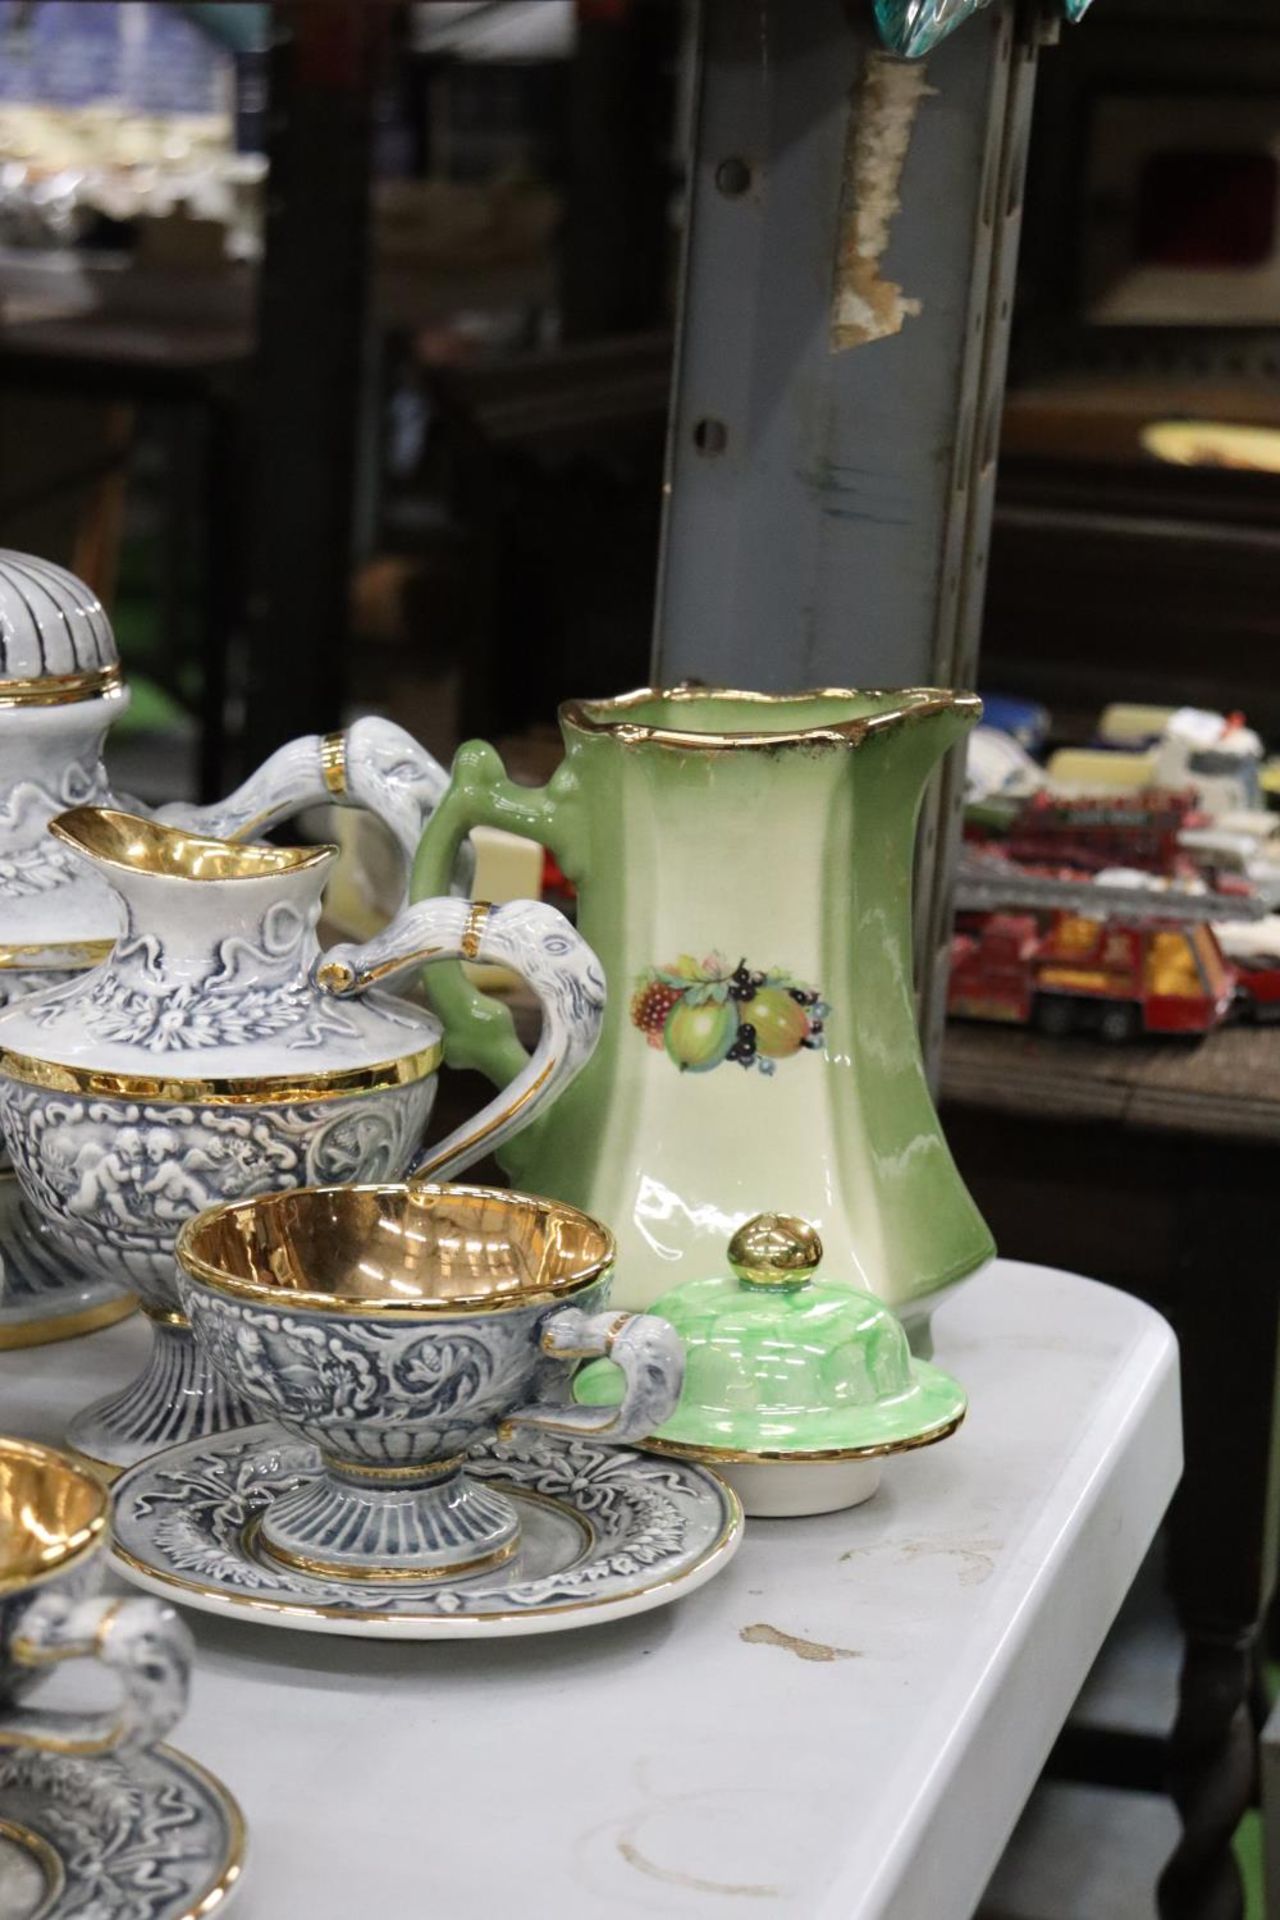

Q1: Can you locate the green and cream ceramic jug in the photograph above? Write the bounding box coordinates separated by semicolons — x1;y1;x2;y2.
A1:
408;687;995;1332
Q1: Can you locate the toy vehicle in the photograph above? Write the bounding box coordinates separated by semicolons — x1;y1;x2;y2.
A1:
1216;917;1280;1023
965;787;1197;877
949;908;1237;1041
1047;709;1264;819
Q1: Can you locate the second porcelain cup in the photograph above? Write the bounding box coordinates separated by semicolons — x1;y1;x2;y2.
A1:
175;1184;684;1582
0;1435;191;1754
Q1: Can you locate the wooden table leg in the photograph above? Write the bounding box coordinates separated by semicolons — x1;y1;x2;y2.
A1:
939;1104;1280;1920
1158;1148;1280;1920
1159;1632;1254;1920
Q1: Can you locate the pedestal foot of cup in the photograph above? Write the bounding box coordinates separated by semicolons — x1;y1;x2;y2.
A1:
67;1318;257;1473
256;1463;522;1582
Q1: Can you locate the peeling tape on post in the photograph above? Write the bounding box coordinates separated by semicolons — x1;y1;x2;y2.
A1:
830;54;935;351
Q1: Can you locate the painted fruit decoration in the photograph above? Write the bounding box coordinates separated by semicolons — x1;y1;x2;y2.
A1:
630;953;830;1076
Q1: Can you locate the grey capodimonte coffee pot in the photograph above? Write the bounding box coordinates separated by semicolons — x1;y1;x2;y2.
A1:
0;549;454;1349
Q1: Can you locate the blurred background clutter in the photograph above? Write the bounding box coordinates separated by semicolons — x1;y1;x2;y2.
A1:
4;3;1280;1911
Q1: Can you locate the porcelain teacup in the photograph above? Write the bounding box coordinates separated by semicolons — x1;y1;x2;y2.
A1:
175;1183;684;1583
0;1435;191;1754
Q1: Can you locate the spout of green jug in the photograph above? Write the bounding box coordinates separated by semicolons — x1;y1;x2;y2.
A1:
913;690;982;764
875;690;982;803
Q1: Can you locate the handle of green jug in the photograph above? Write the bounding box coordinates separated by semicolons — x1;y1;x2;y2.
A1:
410;740;574;1091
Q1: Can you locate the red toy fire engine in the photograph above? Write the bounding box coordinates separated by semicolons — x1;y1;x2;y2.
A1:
949;909;1236;1040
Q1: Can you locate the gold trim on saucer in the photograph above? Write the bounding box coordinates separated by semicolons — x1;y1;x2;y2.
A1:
0;1041;443;1106
0;1289;137;1350
110;1480;741;1629
561;684;981;752
161;1746;246;1920
639;1408;967;1467
63;1443;122;1487
0;1816;65;1904
252;1516;519;1585
0;664;124;708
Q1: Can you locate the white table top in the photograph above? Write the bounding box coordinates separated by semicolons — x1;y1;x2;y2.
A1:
2;1260;1180;1920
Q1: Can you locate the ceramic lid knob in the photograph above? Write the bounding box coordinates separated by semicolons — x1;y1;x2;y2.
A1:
727;1214;823;1291
0;550;121;698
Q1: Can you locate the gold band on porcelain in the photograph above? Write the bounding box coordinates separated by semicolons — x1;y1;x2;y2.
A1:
0;1042;443;1107
254;1521;518;1586
320;730;348;797
411;1054;556;1181
320;1453;465;1483
141;1304;189;1330
0;664;124;709
0;1818;65;1905
0;1290;137;1350
176;1180;615;1316
639;1407;966;1467
111;1483;742;1627
0;1437;109;1597
460;900;492;961
0;940;113;972
169;1748;246;1919
561;684;982;752
49;808;337;885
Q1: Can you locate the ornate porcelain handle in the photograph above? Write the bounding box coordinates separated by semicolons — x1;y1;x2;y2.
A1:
314;897;604;1179
499;1307;685;1443
0;1592;192;1758
157;716;452;879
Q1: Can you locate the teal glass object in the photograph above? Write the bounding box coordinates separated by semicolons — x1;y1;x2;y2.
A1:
875;0;1096;56
873;0;996;58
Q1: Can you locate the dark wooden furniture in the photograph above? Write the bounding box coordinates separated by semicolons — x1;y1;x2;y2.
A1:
0;274;252;800
942;1019;1280;1920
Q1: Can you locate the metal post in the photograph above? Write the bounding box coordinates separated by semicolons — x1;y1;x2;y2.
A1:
653;0;1042;1070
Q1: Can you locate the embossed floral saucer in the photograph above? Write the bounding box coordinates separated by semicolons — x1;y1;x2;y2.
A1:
0;1172;136;1351
0;1741;244;1920
109;1425;743;1639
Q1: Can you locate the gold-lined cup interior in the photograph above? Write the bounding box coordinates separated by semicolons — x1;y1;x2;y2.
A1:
49;807;335;883
178;1184;614;1314
0;1438;108;1595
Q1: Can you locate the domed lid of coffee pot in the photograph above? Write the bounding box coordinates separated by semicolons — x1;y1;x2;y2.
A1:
0;552;122;705
575;1213;967;1461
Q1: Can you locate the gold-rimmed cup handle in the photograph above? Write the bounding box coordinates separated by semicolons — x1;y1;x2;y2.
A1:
314;896;605;1180
1;1593;192;1758
499;1307;685;1443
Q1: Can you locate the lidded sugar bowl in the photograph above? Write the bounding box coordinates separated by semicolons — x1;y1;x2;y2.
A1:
0;547;451;1004
575;1213;967;1516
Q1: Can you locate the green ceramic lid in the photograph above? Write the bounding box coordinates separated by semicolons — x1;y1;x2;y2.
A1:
575;1214;967;1462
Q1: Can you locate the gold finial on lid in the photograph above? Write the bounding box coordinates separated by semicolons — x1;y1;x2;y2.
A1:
728;1214;823;1290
